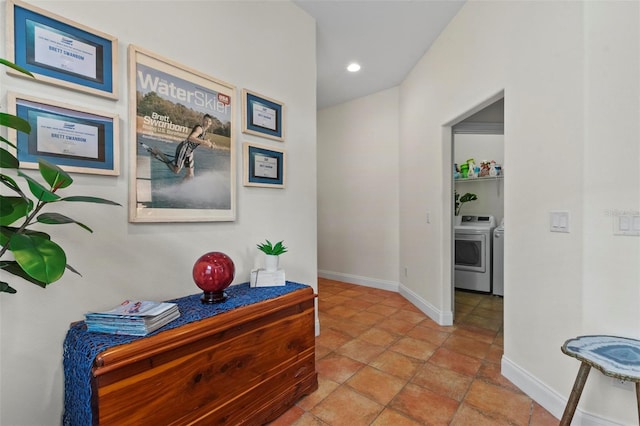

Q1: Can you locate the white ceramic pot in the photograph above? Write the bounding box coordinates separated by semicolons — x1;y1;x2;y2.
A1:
454;215;462;226
265;254;279;272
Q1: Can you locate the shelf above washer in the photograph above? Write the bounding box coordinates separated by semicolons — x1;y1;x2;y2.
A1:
454;176;503;183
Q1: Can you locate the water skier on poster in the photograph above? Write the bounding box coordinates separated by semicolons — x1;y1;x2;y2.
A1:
170;114;216;179
141;113;216;181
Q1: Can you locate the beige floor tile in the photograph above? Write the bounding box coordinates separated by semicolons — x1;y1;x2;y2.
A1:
369;350;422;380
297;376;340;411
388;336;438;360
370;408;423;426
389;383;459;425
463;381;532;425
429;347;483;377
443;334;492;360
335;338;386;364
315;353;365;383
358;327;400;347
411;362;473;401
346;366;407;405
269;282;558;426
311;386;383;426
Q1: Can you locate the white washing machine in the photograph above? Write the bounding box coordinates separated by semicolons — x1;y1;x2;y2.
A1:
454;215;496;293
493;223;504;296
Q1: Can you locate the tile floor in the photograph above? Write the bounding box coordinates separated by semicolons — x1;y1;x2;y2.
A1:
270;278;559;425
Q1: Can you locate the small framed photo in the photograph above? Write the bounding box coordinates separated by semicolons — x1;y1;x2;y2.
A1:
243;142;285;188
8;92;120;175
242;89;285;142
5;0;118;99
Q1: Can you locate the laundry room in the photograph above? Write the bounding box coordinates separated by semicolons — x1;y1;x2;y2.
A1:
453;98;504;297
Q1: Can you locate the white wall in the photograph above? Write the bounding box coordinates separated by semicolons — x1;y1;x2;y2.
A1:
319;0;639;424
403;1;639;423
0;1;316;424
317;88;399;290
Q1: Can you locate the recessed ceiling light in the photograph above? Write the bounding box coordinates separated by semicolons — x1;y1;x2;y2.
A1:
347;62;361;73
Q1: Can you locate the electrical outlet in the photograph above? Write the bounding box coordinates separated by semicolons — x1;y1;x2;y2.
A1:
612;377;633;391
404;267;408;277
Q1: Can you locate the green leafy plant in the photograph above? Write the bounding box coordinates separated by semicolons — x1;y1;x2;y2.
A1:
454;191;478;216
256;239;288;256
0;58;121;294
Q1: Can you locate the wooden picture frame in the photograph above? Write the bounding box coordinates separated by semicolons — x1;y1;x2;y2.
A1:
8;92;119;175
243;142;285;189
5;0;118;99
242;89;285;142
128;45;236;223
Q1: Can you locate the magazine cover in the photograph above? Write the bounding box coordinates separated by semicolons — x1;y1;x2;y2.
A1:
128;45;236;222
87;300;176;317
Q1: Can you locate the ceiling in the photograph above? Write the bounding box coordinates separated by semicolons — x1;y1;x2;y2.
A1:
294;0;466;110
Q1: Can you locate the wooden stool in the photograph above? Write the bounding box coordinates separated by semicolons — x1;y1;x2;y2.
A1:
560;335;640;425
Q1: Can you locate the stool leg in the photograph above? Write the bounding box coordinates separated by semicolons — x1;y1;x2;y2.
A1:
560;362;591;426
636;382;640;424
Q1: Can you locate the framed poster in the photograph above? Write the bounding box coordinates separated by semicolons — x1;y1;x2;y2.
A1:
5;0;118;99
243;142;285;189
242;89;284;142
8;92;119;175
128;45;236;223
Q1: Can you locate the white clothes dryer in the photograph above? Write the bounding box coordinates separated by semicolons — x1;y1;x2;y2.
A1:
454;215;496;293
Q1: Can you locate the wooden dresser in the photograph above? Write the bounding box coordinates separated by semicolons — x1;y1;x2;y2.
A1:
90;286;317;425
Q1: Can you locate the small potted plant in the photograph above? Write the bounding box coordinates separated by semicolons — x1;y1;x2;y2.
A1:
256;240;287;272
454;191;478;225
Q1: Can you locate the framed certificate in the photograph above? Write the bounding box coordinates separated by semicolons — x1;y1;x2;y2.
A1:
243;142;285;188
8;92;119;175
5;0;118;99
242;89;285;142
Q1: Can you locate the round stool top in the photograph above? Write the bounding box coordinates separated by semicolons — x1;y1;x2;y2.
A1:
561;335;640;382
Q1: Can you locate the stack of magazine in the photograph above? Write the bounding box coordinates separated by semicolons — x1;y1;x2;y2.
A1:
85;300;180;336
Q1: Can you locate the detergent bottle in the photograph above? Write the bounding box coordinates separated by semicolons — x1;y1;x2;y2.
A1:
489;161;498;177
466;159;477;179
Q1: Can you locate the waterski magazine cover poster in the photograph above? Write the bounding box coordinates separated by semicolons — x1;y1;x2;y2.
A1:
129;45;235;222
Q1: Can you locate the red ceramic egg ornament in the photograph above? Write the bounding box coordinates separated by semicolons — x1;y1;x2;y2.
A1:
192;252;235;304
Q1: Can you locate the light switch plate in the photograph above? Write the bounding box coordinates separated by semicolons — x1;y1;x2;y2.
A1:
614;215;640;236
550;211;570;233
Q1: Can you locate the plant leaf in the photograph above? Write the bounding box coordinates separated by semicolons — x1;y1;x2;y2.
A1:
17;171;61;202
1;227;51;247
37;212;93;233
59;195;121;206
0;59;34;77
273;241;285;255
0;281;17;294
0;112;31;134
0;147;19;169
0;196;30;226
10;233;66;284
0;135;17;148
0;260;48;288
38;159;73;189
1;173;23;194
66;263;82;277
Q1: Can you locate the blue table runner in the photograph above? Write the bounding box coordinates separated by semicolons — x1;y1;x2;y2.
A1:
62;282;309;426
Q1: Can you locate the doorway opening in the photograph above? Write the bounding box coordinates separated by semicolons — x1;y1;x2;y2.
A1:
447;94;504;327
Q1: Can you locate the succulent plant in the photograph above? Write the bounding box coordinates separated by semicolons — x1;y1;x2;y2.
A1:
256;240;288;256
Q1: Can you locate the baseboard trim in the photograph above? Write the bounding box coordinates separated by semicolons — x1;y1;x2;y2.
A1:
501;356;620;425
317;270;399;292
318;270;452;326
398;283;453;326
